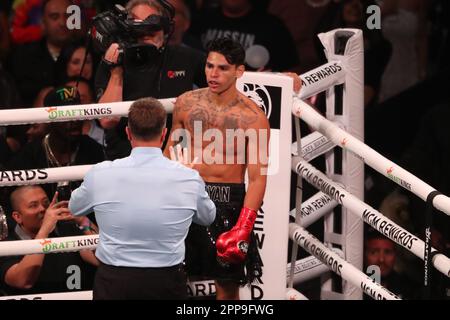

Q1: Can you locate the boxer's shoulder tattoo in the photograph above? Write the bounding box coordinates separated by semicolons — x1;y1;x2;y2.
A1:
239;96;258;114
237;96;262;128
178;89;208;112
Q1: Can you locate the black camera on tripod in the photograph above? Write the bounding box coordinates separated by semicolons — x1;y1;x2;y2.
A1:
90;3;174;65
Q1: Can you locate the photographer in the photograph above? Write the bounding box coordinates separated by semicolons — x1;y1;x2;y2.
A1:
94;0;207;160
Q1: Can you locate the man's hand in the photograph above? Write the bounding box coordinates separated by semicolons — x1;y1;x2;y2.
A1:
169;144;199;169
283;72;302;94
38;192;72;237
104;43;122;65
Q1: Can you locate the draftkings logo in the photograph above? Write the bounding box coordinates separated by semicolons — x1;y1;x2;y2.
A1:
386;166;412;191
45;107;113;120
40;238;99;253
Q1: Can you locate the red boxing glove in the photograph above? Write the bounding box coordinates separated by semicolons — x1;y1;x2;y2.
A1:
216;207;257;265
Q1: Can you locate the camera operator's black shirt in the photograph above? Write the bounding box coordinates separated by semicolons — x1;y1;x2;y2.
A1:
95;45;207;160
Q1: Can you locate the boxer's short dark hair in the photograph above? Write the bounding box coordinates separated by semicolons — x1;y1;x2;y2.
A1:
206;37;245;66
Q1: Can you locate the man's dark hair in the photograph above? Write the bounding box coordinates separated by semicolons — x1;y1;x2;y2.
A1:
128;97;166;140
206;37;245;66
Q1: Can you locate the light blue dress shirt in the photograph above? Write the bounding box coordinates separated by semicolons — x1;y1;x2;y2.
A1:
69;147;216;268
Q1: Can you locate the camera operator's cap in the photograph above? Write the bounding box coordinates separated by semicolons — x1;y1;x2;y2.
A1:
43;86;81;107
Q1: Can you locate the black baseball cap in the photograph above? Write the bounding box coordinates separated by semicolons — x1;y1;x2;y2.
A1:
43;86;81;107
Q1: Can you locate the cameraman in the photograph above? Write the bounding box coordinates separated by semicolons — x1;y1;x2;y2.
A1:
95;0;207;160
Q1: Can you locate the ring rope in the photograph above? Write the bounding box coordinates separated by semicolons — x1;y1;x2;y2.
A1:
292;98;450;217
289;224;400;300
296;60;346;100
0;98;175;126
293;158;450;278
289;191;338;228
0;165;92;187
0;235;98;257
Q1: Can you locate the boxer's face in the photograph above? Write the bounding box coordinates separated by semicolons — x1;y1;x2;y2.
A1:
205;52;244;94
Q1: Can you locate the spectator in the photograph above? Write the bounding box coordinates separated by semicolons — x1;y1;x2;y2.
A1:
364;228;418;299
0;185;98;296
316;0;392;107
9;0;76;106
268;0;334;74
167;0;202;48
188;0;299;71
65;77;104;146
95;0;207;160
24;87;54;144
379;102;450;297
55;40;98;86
378;0;430;102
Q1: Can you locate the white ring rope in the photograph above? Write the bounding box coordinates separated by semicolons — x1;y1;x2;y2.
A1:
289;191;338;228
293;158;450;278
296;61;346;101
0;231;330;286
0;59;345;127
292;131;336;162
0;235;98;256
0;99;175;126
287;249;343;285
0;165;92;187
292;98;450;217
289;223;400;300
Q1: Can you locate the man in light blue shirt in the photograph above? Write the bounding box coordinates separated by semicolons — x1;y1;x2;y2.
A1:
69;97;216;300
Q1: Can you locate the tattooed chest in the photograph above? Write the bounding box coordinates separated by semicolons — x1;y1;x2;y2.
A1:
186;107;243;132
